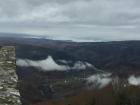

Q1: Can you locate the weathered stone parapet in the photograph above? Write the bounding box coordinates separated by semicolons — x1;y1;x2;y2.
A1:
0;46;21;105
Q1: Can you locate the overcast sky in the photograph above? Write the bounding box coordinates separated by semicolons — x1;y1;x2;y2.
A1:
1;0;140;41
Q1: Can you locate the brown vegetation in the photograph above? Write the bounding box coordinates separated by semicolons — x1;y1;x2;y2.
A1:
33;84;140;105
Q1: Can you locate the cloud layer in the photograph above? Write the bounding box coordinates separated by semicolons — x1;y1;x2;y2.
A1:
17;56;70;71
1;0;140;25
1;0;140;41
16;55;94;71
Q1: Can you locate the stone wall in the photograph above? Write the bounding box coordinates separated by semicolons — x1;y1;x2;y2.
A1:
0;46;21;105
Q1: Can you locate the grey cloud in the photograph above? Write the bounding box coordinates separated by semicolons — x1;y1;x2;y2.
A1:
1;0;140;25
1;0;140;41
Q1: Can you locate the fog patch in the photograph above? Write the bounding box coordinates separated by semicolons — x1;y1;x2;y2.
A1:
72;61;94;70
87;73;112;88
16;56;69;71
16;59;29;67
128;75;140;86
57;60;70;64
58;60;96;70
17;55;95;71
